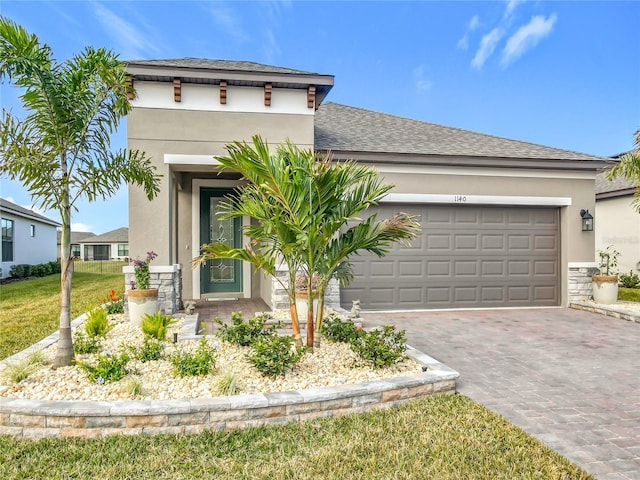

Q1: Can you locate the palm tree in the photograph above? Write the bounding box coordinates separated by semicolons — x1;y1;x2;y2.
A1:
194;135;420;349
0;17;160;367
608;129;640;210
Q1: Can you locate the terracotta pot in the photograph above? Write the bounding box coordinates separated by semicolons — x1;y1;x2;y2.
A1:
592;275;619;305
128;288;159;327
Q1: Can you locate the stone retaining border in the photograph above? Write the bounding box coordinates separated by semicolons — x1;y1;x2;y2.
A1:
570;301;640;323
0;313;459;439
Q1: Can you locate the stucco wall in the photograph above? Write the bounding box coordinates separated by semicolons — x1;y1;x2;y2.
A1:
595;195;640;274
0;213;58;278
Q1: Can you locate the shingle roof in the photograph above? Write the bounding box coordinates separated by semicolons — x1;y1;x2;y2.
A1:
0;198;61;226
314;102;606;162
56;231;96;244
81;227;128;244
596;172;636;195
126;58;322;76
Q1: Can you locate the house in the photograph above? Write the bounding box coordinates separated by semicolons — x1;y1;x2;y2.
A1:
0;198;61;278
56;231;96;259
78;227;129;261
124;59;610;314
595;157;639;275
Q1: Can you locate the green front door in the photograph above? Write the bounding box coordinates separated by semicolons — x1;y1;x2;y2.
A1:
200;188;243;294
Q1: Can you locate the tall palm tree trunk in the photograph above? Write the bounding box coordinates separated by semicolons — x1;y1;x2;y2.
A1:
53;187;74;367
313;295;325;349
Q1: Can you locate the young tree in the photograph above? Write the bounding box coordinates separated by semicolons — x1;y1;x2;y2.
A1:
0;17;161;367
194;135;420;349
608;129;640;209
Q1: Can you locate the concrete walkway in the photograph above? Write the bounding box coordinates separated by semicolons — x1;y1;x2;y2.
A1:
362;308;640;480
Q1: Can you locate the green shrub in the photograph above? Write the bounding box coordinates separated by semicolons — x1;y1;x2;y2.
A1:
351;325;408;369
73;330;102;354
619;271;640;288
248;334;305;378
129;338;165;362
9;264;31;278
142;312;177;341
79;351;131;383
321;314;363;344
214;311;279;347
48;260;61;274
84;307;112;337
104;299;124;314
169;338;217;377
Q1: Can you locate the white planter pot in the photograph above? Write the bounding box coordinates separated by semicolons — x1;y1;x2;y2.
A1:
295;291;319;323
592;276;619;305
128;288;159;327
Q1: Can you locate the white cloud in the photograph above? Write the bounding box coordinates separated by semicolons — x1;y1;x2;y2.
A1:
457;14;481;50
501;14;558;66
71;223;93;232
207;3;250;43
92;2;162;59
262;29;281;63
413;66;433;93
504;0;525;19
471;27;504;69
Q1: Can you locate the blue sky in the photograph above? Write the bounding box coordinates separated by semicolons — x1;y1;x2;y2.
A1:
1;0;639;234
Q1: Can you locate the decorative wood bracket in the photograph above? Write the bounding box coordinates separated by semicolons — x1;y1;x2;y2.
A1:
125;76;134;100
264;83;272;106
219;80;227;105
173;78;181;102
307;86;316;109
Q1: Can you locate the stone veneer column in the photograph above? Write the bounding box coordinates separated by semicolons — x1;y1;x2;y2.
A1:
568;262;598;303
271;265;342;312
123;265;183;316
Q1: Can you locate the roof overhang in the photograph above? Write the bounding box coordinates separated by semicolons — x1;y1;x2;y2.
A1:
125;63;335;107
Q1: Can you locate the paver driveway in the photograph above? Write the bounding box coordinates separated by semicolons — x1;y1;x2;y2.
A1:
362;308;640;480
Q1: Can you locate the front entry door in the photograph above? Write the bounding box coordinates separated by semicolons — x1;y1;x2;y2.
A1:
200;188;243;294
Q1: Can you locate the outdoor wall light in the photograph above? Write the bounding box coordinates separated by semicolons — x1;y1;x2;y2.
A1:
580;209;594;232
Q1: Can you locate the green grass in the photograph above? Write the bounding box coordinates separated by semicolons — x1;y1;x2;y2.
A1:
619;287;640;302
0;394;593;480
0;273;123;360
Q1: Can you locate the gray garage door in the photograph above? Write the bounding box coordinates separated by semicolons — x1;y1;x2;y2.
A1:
341;205;559;310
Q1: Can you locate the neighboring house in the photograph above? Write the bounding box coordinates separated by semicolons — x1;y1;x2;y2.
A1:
78;227;129;261
125;58;610;313
595;155;639;275
56;231;96;259
0;198;61;278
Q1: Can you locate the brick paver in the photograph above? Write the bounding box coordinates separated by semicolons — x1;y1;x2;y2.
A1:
362;308;640;480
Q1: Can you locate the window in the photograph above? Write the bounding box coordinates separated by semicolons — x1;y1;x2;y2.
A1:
118;244;129;257
2;218;14;262
30;224;36;237
71;245;80;258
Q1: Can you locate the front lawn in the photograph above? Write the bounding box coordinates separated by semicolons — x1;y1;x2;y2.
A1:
0;394;593;480
0;273;123;360
619;287;640;302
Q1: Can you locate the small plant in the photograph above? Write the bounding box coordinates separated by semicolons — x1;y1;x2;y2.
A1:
248;334;305;378
123;376;146;397
132;251;157;290
1;351;48;384
321;314;363;344
619;270;640;288
103;289;124;314
142;312;177;341
294;271;319;292
84;307;113;337
351;325;408;369
215;369;241;396
597;245;620;276
79;351;131;383
169;338;218;377
73;330;102;354
129;338;165;362
214;312;279;347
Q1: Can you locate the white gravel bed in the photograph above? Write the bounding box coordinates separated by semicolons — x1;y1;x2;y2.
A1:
0;314;421;401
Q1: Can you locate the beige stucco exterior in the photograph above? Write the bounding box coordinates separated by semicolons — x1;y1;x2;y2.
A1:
126;60;604;310
596;195;640;274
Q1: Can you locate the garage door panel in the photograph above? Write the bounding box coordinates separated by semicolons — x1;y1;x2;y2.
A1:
341;205;559;310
